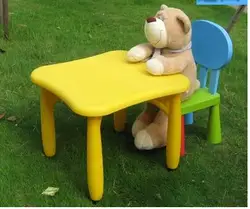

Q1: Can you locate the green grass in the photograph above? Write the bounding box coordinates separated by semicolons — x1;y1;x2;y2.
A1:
0;0;247;206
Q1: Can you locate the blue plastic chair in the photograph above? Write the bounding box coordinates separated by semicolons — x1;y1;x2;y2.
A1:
181;20;233;155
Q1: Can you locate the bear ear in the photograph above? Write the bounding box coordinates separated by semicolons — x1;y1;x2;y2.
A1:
160;4;168;10
176;10;191;34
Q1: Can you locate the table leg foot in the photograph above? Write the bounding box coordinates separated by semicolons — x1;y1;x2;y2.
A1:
92;200;98;205
167;167;177;172
40;88;58;157
87;117;103;201
166;94;181;170
113;109;126;132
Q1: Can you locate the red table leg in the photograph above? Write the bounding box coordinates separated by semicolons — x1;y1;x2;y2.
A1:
180;116;185;156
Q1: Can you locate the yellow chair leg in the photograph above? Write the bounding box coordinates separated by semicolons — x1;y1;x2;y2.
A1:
87;117;103;201
113;109;126;132
40;88;58;157
166;94;181;170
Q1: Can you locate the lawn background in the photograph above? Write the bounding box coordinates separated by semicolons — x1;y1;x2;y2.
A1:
0;0;247;206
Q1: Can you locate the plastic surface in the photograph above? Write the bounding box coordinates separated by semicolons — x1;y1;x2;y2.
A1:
180;20;233;155
31;50;189;117
180;116;185;157
182;88;220;115
166;94;182;169
184;113;193;125
32;50;189;201
207;104;222;144
196;0;247;5
192;20;233;70
40;88;58;157
87;117;103;201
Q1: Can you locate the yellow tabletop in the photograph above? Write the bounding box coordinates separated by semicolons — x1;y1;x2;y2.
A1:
31;50;190;117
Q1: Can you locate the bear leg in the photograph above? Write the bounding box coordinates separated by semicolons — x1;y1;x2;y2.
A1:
132;103;158;137
134;111;168;150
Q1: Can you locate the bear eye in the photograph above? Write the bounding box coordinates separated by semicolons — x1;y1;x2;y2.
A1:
158;15;164;21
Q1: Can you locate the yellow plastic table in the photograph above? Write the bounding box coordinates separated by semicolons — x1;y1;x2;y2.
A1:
31;50;190;201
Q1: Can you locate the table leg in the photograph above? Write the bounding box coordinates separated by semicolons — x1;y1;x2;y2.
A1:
40;88;58;157
87;117;103;201
180;116;185;157
166;94;181;169
114;109;126;132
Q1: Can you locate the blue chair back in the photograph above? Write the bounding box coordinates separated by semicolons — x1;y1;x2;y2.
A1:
191;20;233;94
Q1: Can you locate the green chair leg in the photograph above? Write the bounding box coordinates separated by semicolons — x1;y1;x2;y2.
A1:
207;104;222;144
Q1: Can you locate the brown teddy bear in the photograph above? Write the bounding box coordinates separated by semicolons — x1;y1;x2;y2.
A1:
127;4;200;150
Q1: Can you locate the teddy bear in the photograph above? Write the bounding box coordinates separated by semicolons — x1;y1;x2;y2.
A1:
127;4;200;150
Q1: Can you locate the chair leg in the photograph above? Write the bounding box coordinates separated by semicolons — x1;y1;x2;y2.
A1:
207;104;222;144
40;88;58;157
87;117;103;201
180;116;185;157
185;113;194;125
113;109;126;132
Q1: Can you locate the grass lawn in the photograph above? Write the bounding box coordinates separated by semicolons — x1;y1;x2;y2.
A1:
0;0;247;206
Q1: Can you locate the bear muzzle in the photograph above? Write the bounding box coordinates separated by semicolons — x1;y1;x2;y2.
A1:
144;17;168;48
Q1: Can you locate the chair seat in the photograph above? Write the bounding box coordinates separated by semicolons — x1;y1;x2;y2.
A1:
31;50;189;117
181;88;220;115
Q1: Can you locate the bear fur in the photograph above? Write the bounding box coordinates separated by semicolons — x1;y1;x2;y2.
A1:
127;4;200;150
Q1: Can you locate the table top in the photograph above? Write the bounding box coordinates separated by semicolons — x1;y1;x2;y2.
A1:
31;50;190;117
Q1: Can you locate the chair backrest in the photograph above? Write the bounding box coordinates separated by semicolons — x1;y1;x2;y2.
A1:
191;20;233;94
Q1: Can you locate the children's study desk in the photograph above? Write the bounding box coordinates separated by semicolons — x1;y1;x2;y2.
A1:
31;50;190;201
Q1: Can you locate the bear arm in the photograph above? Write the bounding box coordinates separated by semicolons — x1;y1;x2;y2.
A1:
156;55;188;75
127;43;154;63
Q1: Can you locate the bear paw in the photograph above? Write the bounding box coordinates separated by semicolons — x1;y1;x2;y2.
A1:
196;79;200;89
146;59;164;75
127;46;148;62
132;119;148;137
134;130;154;150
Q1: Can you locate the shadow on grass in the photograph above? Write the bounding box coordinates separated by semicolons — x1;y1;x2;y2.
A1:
14;98;244;206
20;104;174;200
185;124;207;140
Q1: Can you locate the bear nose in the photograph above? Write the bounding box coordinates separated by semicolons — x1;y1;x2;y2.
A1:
146;17;156;23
